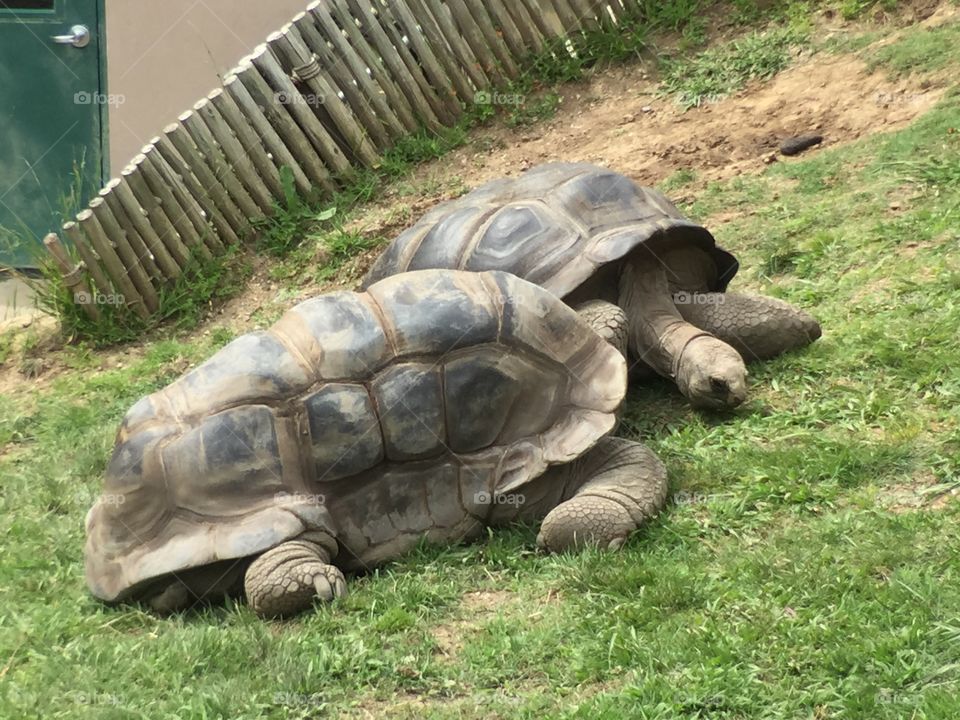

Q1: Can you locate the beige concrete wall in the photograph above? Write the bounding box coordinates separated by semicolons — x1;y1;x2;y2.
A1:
106;0;307;175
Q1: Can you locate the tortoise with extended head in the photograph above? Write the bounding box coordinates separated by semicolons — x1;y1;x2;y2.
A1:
363;162;821;409
85;269;667;618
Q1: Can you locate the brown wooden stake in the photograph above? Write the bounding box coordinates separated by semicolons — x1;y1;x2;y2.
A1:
191;99;275;215
326;0;423;133
43;233;100;319
62;221;113;298
390;0;473;107
422;0;491;90
265;29;380;168
236;50;343;186
446;0;507;86
178;109;262;223
291;11;393;150
523;0;567;39
205;89;284;204
484;0;530;61
143;142;223;255
550;0;584;34
463;1;521;78
99;180;163;284
88;197;160;313
343;0;446;130
372;1;458;125
162;123;249;241
501;0;546;53
567;0;600;30
303;1;407;140
121;164;192;270
221;74;315;197
76;208;150;319
110;173;183;280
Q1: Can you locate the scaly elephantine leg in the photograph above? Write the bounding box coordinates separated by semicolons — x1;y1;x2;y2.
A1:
674;292;822;362
574;300;628;357
244;531;346;618
536;437;668;552
619;253;748;409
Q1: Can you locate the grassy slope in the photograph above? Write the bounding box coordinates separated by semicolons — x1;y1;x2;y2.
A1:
2;12;960;720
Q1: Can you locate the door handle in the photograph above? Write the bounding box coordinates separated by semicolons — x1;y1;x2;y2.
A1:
51;24;90;48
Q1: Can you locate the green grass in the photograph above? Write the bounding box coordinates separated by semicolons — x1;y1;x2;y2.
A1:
659;26;807;108
866;20;960;77
3;10;960;720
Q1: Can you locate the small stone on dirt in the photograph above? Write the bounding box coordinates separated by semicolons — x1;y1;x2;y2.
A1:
780;134;824;156
641;105;654;113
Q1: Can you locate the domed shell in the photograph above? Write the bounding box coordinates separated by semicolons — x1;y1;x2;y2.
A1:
362;162;739;296
85;269;626;602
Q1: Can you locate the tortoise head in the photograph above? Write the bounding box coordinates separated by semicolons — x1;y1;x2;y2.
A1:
675;336;748;409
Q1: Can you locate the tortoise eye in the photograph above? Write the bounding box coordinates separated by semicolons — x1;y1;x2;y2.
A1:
709;377;729;394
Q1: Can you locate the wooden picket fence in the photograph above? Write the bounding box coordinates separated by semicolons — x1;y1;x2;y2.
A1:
46;0;647;320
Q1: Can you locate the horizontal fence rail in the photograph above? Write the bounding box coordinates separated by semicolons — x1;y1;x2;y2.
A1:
46;0;647;319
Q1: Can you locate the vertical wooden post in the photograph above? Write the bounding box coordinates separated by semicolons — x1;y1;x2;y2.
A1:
121;164;192;271
291;11;394;150
99;180;163;284
304;1;408;139
76;208;151;319
62;221;114;298
88;197;160;313
43;233;100;319
221;74;315;197
110;175;183;280
143;142;224;255
326;0;424;133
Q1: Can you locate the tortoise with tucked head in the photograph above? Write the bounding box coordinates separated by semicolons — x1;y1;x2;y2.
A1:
364;162;822;409
85;270;667;618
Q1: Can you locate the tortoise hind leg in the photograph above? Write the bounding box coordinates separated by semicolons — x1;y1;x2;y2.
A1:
244;532;346;618
675;292;822;362
536;437;668;552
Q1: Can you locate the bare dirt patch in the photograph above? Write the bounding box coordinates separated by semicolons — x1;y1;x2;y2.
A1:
353;52;944;244
879;470;960;513
430;589;516;660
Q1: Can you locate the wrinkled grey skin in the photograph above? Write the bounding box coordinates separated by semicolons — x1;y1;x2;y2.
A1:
364;162;822;409
85;270;668;618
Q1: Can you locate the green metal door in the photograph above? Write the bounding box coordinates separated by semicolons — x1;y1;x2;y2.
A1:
0;0;107;269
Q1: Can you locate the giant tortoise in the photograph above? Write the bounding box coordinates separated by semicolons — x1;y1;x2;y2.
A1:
85;270;667;618
364;162;822;409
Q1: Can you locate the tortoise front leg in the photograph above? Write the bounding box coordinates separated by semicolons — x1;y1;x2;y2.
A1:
573;300;628;357
674;292;822;362
244;531;346;618
535;437;668;552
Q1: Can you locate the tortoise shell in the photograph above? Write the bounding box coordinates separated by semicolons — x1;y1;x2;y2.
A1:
362;162;738;297
85;270;625;602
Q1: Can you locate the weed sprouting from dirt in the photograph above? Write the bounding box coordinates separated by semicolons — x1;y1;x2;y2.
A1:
659;26;807;108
